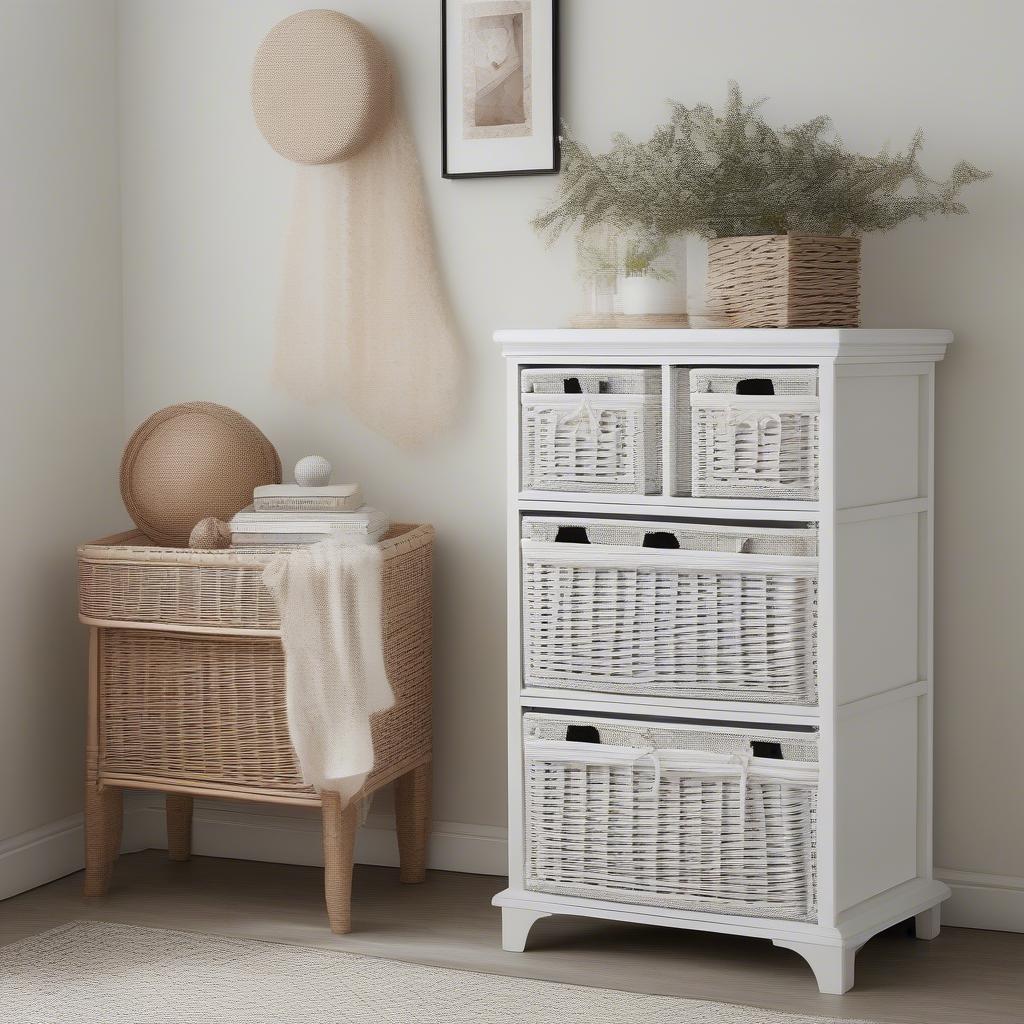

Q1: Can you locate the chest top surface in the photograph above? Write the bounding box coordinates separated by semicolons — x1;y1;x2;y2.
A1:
494;328;952;362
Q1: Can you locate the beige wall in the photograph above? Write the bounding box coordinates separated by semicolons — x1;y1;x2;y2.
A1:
114;0;1022;881
0;0;125;840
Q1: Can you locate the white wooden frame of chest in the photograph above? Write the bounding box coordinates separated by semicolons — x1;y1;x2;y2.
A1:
492;328;952;995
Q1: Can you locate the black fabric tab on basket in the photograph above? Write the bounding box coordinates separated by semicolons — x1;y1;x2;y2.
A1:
643;531;681;549
737;378;775;395
751;741;784;759
566;725;601;744
562;377;582;393
554;526;590;544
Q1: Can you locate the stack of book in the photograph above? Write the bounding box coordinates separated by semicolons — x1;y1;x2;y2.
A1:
229;483;389;548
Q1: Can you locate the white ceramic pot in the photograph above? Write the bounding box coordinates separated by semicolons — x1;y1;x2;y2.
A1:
618;274;686;316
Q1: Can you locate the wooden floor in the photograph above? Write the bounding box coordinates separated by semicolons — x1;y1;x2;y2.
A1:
1;851;1021;1023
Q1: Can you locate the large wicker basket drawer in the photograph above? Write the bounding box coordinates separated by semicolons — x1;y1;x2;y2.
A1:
523;712;819;921
521;516;819;704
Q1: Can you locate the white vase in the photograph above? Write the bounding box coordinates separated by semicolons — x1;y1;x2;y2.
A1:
618;273;686;316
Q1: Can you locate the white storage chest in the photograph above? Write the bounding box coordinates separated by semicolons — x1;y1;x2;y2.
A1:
494;328;952;995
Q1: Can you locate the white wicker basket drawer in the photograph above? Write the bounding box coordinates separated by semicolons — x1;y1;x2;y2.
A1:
523;712;819;921
521;516;819;704
687;368;819;500
521;368;661;494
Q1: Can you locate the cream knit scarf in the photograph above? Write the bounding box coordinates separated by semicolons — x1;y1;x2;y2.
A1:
273;101;461;448
263;542;392;805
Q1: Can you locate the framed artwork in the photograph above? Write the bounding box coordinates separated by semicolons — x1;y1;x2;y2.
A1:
441;0;559;178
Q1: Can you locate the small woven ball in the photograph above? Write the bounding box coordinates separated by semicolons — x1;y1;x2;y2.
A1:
189;517;232;550
295;454;332;487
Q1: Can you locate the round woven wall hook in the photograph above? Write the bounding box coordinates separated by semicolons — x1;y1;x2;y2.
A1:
120;402;282;547
251;9;394;165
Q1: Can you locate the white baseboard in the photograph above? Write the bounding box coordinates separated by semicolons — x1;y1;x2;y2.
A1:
0;814;86;902
123;795;509;877
936;868;1024;933
5;812;1020;936
0;797;508;904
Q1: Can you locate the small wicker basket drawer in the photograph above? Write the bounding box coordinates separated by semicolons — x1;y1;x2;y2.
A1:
687;368;819;501
521;516;819;704
523;712;819;921
520;367;661;494
99;628;309;794
79;541;279;631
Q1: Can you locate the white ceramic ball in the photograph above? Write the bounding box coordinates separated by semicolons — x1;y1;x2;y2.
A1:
294;454;332;487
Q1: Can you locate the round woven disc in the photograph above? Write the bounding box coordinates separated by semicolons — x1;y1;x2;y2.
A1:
251;9;392;165
121;402;282;547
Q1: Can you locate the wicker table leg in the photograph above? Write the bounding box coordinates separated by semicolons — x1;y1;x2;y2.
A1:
166;794;194;862
395;761;431;884
322;792;358;934
84;784;123;897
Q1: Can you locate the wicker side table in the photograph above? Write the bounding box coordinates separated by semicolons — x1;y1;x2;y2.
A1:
77;524;433;934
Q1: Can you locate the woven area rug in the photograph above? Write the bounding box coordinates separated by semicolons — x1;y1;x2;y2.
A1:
0;921;867;1024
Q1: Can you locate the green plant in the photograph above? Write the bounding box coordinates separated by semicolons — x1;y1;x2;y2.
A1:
533;82;989;243
574;223;672;282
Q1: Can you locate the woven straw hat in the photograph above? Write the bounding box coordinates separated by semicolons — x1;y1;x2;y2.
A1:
121;402;282;547
251;9;393;165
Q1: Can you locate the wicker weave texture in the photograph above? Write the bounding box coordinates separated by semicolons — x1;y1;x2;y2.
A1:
87;526;433;801
520;368;662;494
80;554;280;630
689;368;820;501
521;519;818;703
705;234;861;329
523;713;819;921
120;402;282;548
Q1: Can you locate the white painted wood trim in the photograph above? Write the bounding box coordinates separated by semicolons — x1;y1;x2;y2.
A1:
0;814;86;902
124;798;510;877
495;328;952;361
506;359;526;890
518;495;822;520
520;688;821;725
837;679;929;718
517;491;822;514
816;356;839;929
0;802;511;904
493;886;833;943
936;869;1024;933
837;497;928;523
4;813;1022;935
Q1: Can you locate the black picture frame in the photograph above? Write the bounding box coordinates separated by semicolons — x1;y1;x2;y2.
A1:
441;0;560;178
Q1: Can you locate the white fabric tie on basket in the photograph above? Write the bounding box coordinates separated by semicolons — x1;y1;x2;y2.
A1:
263;541;393;806
558;397;600;440
528;742;817;830
723;408;782;478
632;748;753;827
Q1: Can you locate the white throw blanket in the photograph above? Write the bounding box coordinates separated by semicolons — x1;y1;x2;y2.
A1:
262;541;393;806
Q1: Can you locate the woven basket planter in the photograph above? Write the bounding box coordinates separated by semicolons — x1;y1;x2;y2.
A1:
520;368;661;494
521;516;819;704
705;233;861;328
523;712;819;920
